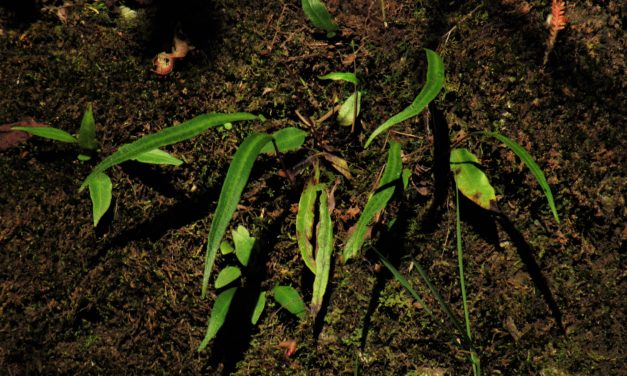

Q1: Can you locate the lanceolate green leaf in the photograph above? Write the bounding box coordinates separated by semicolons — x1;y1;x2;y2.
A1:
201;133;273;299
311;189;334;316
80;112;259;191
364;49;445;148
88;172;112;227
260;127;308;155
78;103;98;151
214;266;242;289
483;131;560;223
12;126;77;143
197;287;237;351
301;0;338;36
343;142;402;262
401;168;411;190
251;291;266;325
272;285;306;320
319;72;359;85
450;148;497;211
296;180;318;273
132;148;183;166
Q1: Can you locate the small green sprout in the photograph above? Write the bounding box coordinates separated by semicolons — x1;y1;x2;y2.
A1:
198;226;306;352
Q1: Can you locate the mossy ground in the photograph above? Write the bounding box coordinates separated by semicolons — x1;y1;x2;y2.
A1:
0;0;624;374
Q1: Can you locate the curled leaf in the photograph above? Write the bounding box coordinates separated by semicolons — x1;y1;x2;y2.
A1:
220;241;234;255
365;49;444;148
296;180;319;273
482;131;559;223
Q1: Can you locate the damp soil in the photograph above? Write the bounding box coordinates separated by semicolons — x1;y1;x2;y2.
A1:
0;1;624;375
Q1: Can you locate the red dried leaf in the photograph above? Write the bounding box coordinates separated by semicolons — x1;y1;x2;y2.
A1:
278;340;297;358
550;0;567;31
544;0;568;65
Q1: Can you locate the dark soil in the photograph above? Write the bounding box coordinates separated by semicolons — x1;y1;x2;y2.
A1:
0;0;624;374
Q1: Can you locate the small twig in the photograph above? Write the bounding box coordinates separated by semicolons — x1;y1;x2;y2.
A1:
390;130;421;139
439;4;484;49
316;104;342;124
266;4;287;54
295;110;315;128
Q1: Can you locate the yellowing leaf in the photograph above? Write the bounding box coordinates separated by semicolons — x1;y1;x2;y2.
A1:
450;148;497;211
337;91;361;127
296;180;319;273
320;153;352;180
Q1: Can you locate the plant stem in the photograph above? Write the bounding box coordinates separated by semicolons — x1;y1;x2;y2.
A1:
379;0;388;28
455;187;481;375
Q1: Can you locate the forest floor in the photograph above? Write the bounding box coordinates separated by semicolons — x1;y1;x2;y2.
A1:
0;0;624;374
